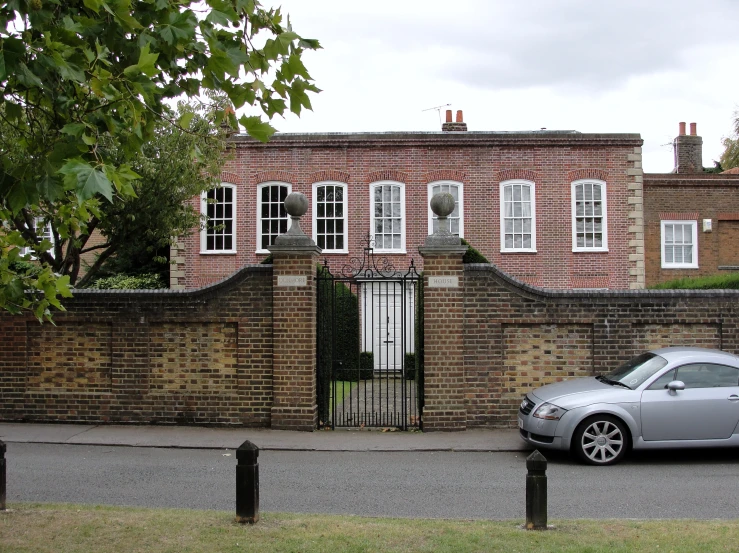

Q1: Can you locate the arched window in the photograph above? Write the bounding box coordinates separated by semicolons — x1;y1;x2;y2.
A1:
370;181;405;252
500;180;536;252
427;181;463;237
256;182;291;253
200;183;236;253
571;179;608;251
313;181;347;253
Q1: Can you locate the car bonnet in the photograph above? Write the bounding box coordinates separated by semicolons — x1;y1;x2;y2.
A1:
530;377;634;407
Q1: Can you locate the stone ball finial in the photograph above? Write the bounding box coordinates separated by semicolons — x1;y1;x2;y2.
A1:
284;192;308;217
430;192;455;218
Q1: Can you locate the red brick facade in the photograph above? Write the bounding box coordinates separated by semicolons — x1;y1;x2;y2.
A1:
644;173;739;285
175;129;645;291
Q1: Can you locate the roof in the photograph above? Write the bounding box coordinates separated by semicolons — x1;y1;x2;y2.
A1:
229;130;642;148
722;167;739;174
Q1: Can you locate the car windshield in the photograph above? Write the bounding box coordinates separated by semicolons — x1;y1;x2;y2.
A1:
604;352;668;388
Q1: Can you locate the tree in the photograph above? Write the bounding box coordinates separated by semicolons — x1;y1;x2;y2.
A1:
21;98;230;289
720;112;739;171
0;0;320;320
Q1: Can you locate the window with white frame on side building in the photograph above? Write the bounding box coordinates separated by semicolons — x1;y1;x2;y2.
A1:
571;179;608;252
201;184;236;253
22;217;55;258
661;220;698;268
500;180;536;252
256;182;291;253
370;181;405;253
427;181;463;236
313;182;347;253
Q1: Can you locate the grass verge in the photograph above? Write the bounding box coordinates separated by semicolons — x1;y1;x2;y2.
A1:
2;503;739;553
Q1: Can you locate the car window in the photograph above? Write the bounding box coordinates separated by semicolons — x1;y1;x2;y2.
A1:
647;369;676;390
675;363;739;389
606;353;668;388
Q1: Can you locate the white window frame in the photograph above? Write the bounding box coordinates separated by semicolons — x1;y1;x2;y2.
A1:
312;181;348;253
661;220;698;269
427;181;464;237
500;179;536;253
256;182;292;254
22;217;55;259
369;180;406;253
571;179;608;252
200;183;237;254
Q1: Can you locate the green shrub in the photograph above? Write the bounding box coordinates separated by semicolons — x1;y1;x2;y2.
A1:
649;273;739;290
88;273;166;290
9;259;43;277
334;351;373;381
316;266;364;423
461;238;489;263
404;352;416;380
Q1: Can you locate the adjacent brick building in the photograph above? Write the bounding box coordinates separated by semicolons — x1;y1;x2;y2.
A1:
173;110;645;291
644;122;739;286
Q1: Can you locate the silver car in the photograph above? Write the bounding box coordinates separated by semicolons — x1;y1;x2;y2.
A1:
518;347;739;465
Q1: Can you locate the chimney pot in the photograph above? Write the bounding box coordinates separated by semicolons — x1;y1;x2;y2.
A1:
690;122;697;136
456;110;463;123
445;109;452;123
679;122;686;136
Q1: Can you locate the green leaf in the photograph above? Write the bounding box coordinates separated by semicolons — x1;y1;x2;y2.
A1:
59;159;114;203
287;54;310;79
239;115;276;143
5;102;22;122
17;63;44;88
6;180;37;214
0;52;6;82
37;176;64;203
61;123;87;138
178;111;194;129
136;43;159;77
205;9;233;26
124;43;159;77
82;0;103;13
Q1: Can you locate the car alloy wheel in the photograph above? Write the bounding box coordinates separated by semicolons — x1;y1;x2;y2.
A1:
574;416;628;465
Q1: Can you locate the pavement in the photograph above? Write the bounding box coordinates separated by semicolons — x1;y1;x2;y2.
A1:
0;422;529;452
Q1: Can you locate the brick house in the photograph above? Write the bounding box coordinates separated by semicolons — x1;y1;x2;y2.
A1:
172;110;645;291
644;123;739;286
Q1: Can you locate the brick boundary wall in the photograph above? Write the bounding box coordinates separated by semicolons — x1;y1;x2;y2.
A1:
463;263;739;427
4;259;739;430
0;266;273;426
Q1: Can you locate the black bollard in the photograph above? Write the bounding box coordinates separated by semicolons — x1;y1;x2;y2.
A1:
235;440;259;524
0;440;5;511
525;449;547;530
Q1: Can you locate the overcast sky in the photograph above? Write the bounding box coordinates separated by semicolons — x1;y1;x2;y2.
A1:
262;0;739;173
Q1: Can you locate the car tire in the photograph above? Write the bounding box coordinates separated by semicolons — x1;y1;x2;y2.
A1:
572;415;629;466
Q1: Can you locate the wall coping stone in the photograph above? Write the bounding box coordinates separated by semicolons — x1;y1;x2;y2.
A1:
645;173;739;186
72;265;272;300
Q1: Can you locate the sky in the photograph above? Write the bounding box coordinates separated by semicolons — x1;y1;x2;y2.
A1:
259;0;739;173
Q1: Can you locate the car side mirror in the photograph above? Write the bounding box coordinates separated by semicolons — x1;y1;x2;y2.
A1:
667;380;685;393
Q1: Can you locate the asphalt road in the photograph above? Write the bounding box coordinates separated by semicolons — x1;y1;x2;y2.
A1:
6;443;739;519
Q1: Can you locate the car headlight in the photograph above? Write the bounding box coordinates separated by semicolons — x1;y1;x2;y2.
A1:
532;402;567;420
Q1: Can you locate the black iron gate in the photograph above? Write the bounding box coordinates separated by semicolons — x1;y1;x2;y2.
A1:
317;237;422;430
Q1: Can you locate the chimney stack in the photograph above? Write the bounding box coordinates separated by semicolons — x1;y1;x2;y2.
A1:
673;121;703;173
442;109;468;132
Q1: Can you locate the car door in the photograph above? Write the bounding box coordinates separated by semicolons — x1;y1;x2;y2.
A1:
641;363;739;441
